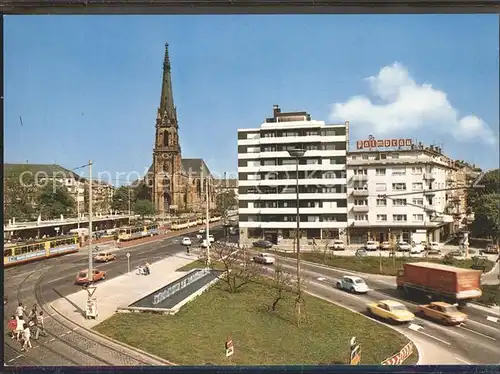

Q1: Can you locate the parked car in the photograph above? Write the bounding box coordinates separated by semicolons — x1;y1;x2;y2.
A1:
416;301;467;325
481;244;499;255
201;239;209;248
365;241;379;251
379;241;391;251
229;227;238;235
253;240;273;249
253;253;275;264
355;248;368;257
330;239;345;251
199;228;206;234
208;234;215;243
336;276;369;293
75;269;106;285
366;300;415;323
397;241;411;251
410;243;424;254
182;237;192;246
428;242;441;253
94;252;116;263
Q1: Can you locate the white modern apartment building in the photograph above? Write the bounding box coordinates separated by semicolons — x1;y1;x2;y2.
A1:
237;105;349;246
346;142;459;245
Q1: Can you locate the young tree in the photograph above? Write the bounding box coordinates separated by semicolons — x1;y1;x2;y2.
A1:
471;194;500;244
36;182;75;220
215;190;237;216
111;186;131;213
4;175;36;222
134;199;156;218
269;264;294;312
209;242;261;293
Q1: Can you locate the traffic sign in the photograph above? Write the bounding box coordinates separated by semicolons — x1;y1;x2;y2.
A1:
225;338;234;358
126;253;130;258
349;336;361;365
126;253;131;273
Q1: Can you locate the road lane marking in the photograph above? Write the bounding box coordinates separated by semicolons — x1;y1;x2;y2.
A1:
408;323;423;331
454;357;471;364
486;316;499;323
317;277;326;281
72;327;79;331
459;326;497;341
416;330;451;346
49;338;55;342
463;319;500;333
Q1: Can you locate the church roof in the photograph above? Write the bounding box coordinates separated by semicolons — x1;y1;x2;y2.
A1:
146;158;212;178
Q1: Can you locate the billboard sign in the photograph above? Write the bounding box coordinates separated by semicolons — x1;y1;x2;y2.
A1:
356;135;412;150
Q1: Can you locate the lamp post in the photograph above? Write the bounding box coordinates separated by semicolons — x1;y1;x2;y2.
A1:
88;160;94;283
128;187;132;225
205;175;211;266
288;147;306;323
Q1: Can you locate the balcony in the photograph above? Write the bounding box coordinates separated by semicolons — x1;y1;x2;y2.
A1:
351;175;368;182
446;174;457;182
352;205;369;213
423;173;436;180
352;189;369;197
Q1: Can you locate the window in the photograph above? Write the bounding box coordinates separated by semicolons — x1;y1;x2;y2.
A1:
323;216;337;222
351;155;357;160
376;199;387;206
354;169;368;175
392;183;406;191
412;167;423;174
263;160;276;166
376;214;387;221
247;146;260;153
413;214;424;221
282;159;297;165
380;154;387;159
412;183;423;191
354;199;368;206
305;144;319;151
263;132;275;138
353;185;368;191
392;168;406;176
354;215;368;221
393;214;407;222
393;199;407;206
305;130;320;136
391;153;399;159
412;198;423;206
323;144;336;150
306;159;319;165
375;168;386;176
262;146;275;152
362;154;369;160
376;183;387;191
323;187;335;193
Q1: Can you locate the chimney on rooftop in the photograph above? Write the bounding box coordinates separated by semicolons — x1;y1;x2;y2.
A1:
273;104;281;117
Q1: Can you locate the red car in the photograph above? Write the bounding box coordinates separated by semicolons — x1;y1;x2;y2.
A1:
75;269;106;285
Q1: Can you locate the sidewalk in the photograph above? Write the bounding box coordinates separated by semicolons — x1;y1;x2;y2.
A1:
51;251;200;329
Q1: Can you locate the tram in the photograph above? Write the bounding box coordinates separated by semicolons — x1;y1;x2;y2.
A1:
4;236;79;267
117;224;160;241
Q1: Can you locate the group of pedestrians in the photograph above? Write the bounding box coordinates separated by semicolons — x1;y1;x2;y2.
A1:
7;302;47;352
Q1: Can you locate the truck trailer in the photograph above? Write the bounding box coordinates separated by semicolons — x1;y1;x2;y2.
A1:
396;262;482;306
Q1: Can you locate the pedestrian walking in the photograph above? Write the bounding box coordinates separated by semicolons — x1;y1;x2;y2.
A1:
35;311;46;340
28;304;38;320
16;302;25;318
15;316;25;341
8;316;17;339
21;323;32;351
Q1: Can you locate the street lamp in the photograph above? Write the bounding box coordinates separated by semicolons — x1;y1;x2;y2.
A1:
288;147;306;322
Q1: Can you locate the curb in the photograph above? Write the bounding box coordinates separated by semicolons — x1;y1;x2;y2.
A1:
305;286;421;365
50;301;178;366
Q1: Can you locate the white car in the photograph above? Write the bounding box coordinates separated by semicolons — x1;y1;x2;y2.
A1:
428;242;441;252
181;237;192;246
253;253;275;265
365;241;379;251
201;239;209;248
379;241;391;250
397;241;411;251
336;276;369;293
199;228;206;234
209;234;215;243
410;243;424;254
330;239;345;250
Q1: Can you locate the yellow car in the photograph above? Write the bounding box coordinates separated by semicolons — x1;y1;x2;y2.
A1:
367;299;415;324
416;301;467;325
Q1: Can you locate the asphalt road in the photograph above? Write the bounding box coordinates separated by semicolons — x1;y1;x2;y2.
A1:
3;226;227;366
242;249;500;365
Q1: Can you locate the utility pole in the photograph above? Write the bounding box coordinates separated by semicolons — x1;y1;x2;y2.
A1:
206;175;211;266
77;185;81;229
88;160;93;283
128;186;132;225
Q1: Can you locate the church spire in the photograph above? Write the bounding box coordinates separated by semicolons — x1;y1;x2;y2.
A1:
159;42;176;124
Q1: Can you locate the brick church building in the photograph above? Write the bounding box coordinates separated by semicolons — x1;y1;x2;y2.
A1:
145;43;215;216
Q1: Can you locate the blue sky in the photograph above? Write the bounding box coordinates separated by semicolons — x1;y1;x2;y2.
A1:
5;15;499;185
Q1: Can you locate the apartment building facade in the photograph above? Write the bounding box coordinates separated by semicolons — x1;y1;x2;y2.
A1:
237;105;349;246
346;141;458;245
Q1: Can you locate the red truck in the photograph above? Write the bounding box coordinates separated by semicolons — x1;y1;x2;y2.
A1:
396;262;482;307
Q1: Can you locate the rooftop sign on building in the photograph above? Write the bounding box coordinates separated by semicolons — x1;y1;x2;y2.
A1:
356;135;413;150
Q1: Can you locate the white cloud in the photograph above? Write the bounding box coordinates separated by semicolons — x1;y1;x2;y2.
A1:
330;62;497;145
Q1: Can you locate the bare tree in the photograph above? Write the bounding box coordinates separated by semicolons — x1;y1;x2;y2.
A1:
210;242;261;293
269;265;294;312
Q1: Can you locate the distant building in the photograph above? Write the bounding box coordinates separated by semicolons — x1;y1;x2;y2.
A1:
144;43;215;216
237;105;349;246
3;163;113;216
346;140;470;244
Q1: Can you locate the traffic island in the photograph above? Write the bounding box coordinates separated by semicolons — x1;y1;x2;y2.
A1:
94;275;418;365
276;252;495;276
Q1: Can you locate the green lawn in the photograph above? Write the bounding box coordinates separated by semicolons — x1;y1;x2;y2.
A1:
276;251;494;277
477;285;500;306
95;278;418;365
